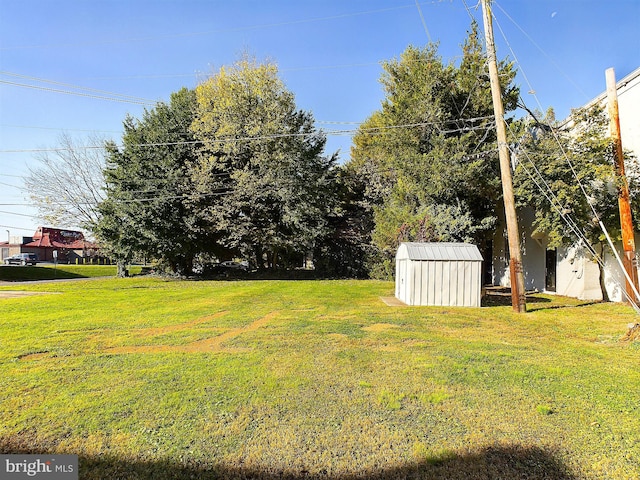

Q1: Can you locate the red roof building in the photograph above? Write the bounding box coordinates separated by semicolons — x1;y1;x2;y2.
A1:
1;227;98;263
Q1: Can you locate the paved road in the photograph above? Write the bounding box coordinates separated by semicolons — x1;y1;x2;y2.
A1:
0;276;114;296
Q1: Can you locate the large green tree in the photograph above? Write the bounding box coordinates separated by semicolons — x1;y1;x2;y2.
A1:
190;57;337;270
512;105;640;300
350;22;518;278
96;88;203;275
312;163;374;278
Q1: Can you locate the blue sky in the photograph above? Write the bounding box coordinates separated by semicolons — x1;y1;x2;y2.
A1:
1;0;639;237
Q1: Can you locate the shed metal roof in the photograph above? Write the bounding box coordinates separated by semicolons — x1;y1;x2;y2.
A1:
397;242;483;261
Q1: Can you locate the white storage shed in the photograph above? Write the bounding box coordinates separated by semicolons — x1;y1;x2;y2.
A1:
395;242;483;307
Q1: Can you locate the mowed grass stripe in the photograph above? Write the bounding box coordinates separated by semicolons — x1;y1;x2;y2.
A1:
0;277;638;479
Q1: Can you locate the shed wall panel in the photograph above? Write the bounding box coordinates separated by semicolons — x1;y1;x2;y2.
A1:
395;242;483;307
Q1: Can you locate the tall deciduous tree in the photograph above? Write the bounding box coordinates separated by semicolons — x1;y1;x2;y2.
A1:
350;22;518;278
97;88;202;275
190;57;336;269
24;132;106;231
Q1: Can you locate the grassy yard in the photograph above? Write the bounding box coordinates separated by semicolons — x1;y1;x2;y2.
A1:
0;264;143;282
0;278;638;479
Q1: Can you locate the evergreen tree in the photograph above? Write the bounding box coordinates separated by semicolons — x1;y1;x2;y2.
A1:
96;88;203;275
350;22;518;278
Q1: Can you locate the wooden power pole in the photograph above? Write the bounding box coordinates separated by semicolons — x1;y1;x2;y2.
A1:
606;67;639;302
481;0;526;312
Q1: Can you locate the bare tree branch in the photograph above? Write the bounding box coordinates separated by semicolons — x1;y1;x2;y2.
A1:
23;132;108;232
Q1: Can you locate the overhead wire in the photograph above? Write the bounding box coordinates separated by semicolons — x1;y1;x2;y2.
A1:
414;0;432;43
0;79;157;106
0;209;34;218
492;3;639;308
492;1;589;100
0;71;157;104
507;123;640;311
0;181;23;189
491;7;601;222
0;123;122;134
461;0;479;21
0;224;36;232
0;116;495;154
1;1;453;51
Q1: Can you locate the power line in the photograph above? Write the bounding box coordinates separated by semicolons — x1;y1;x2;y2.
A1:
0;209;33;218
507;125;640;310
0;123;121;134
0;181;23;190
0;79;156;106
0;71;157;104
0;2;452;51
0;116;495;154
0;174;27;179
414;0;432;43
0;224;37;232
492;0;589;100
490;8;601;223
80;62;382;82
461;0;479;22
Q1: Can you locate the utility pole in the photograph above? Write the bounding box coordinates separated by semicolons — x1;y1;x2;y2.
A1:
606;67;639;302
481;0;526;312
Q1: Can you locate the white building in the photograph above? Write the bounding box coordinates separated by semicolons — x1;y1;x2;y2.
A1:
492;66;640;302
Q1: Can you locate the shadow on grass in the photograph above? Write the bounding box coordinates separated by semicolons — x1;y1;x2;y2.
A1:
2;436;577;479
193;269;334;281
0;266;87;282
482;290;551;308
482;288;600;311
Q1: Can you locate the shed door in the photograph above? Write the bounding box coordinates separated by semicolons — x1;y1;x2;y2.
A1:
396;259;410;303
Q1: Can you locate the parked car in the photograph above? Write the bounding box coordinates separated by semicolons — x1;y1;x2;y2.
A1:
220;260;249;271
4;253;38;266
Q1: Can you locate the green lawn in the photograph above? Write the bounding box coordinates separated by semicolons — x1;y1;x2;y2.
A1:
0;278;638;479
0;264;142;282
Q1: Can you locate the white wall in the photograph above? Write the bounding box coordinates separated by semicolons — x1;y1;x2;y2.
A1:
493;218;640;302
491;68;640;302
396;259;482;307
491;208;546;292
614;69;640;162
556;244;602;300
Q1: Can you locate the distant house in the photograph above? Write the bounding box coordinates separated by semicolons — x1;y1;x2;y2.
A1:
0;227;98;263
491;66;640;302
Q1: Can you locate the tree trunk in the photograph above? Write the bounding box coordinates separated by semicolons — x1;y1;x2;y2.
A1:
254;245;265;271
116;260;129;278
598;242;610;302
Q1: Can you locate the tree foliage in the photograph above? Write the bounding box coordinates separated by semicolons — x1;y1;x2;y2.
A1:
350;22;518;277
312;164;374;278
513;105;639;247
96;88;201;275
190;57;337;269
96;58;337;275
512;105;640;300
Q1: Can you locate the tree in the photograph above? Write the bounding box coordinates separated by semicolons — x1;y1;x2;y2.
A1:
350;22;518;278
190;57;337;270
24;132;106;231
313;164;374;278
96;88;203;276
512;105;640;301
